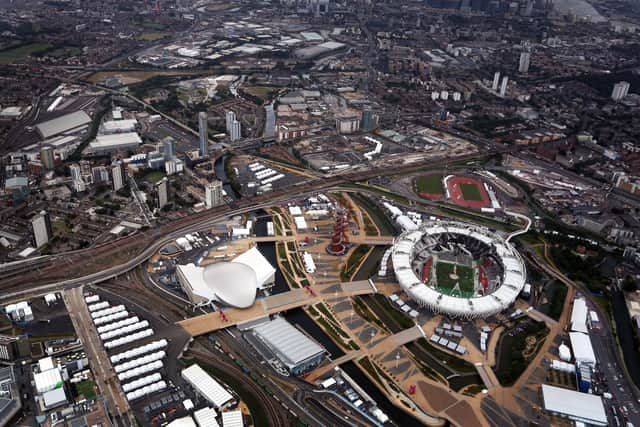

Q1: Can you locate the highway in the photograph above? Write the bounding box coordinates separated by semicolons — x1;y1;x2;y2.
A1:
0;150;495;302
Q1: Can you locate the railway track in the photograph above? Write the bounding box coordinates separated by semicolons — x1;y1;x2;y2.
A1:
187;347;288;427
0;151;496;300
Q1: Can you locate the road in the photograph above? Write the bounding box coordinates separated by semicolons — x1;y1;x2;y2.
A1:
64;287;132;427
525;250;640;426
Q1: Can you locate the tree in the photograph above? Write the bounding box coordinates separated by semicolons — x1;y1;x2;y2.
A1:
623;276;638;292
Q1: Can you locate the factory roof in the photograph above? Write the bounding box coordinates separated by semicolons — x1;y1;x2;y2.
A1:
181;364;233;409
36;111;91;139
251;317;325;370
541;384;607;426
89;133;142;151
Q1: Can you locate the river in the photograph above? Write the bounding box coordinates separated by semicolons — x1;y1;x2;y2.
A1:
214;154;240;200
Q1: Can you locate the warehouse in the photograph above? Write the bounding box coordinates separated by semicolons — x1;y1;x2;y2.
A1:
541;384;607;426
88;132;142;153
569;332;596;366
101;119;138;134
570;298;588;333
250;317;326;375
181;364;234;409
36;111;92;139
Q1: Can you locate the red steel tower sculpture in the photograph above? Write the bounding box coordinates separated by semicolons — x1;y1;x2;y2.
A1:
326;205;350;256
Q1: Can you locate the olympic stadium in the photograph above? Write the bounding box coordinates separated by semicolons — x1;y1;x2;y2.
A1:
391;220;526;319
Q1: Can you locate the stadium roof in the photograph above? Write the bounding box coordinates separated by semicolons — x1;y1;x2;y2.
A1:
36;111;91;139
177;262;257;308
392;221;526;319
182;364;233;409
232;247;276;289
251;317;325;370
541;384;607;426
569;332;596;365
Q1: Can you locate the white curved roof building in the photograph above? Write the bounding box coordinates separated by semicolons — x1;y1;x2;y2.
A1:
176;247;275;308
392;220;526;319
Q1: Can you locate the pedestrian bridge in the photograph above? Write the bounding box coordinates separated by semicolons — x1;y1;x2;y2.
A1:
177;280;379;337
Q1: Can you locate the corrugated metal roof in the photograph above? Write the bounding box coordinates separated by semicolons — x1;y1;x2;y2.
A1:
252;317;325;369
222;410;244;427
181;364;233;409
194;407;219;427
541;384;607;425
36;111;91;139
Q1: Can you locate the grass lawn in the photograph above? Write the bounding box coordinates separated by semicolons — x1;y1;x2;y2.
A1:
0;43;53;64
416;174;443;195
137;32;170;41
242;85;278;100
139;170;165;183
435;262;475;296
75;380;96;399
459;183;483;201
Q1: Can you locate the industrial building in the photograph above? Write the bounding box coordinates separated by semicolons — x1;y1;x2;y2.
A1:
181;364;234;409
36;111;91;139
541;384;607;426
88;133;143;153
250;316;326;375
176;247;275;308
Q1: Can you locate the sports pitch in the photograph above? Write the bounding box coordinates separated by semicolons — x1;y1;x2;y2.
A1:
435;262;475;296
416;174;444;195
459;183;483;201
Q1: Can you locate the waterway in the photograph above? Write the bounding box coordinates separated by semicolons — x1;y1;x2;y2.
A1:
611;287;640;388
283;308;420;426
214;154;240;200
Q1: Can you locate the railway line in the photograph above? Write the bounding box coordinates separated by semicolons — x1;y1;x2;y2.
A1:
0;150;495;302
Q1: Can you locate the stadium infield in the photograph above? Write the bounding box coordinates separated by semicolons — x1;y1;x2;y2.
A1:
445;176;491;209
435;262;475;297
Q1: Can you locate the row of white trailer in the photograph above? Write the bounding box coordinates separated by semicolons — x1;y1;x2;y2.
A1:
114;351;165;373
110;339;168;364
85;294;168;402
97;316;140;334
126;380;167;401
104;329;154;349
261;173;284;186
100;320;150;341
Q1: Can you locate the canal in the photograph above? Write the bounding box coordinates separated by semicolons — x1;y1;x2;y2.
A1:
611;287;640;388
214;154;240;200
283;308;422;426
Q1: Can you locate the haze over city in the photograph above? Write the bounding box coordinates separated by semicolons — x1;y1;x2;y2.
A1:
0;0;640;426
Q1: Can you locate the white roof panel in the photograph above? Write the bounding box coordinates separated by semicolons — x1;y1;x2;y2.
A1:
232;247;275;288
194;407;220;427
36;111;91;138
541;384;607;425
569;332;596;365
222;410;244;427
182;364;233;408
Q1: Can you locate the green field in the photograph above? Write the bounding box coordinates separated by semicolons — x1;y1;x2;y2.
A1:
0;43;53;64
416;174;444;195
435;262;475;297
137;32;171;41
459;183;483;201
75;380;96;399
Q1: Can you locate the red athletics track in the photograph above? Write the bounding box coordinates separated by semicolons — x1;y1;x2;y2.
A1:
446;176;491;209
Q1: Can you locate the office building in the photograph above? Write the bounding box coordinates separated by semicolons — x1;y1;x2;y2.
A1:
156;177;169;209
360;109;379;132
264;104;276;138
198;112;208;157
611;81;630;101
230;119;241;142
0;335;30;361
92;166;110;184
205;180;224;208
492;72;500;91
500;76;509;96
40;147;55;170
31;211;52;249
111;162;125;192
225;111;236;135
163;137;176;160
336;116;360;134
518;51;530;73
69;163;82;181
